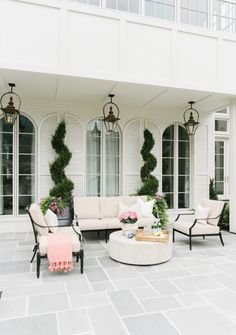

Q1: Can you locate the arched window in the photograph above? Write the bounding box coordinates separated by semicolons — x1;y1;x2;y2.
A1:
162;124;190;209
0;115;36;215
86;119;120;196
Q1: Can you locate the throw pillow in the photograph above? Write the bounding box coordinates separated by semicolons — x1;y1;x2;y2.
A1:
44;209;59;233
118;202;141;218
137;198;155;218
195;204;210;224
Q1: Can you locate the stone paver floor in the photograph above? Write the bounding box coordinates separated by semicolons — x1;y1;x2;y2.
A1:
0;230;236;335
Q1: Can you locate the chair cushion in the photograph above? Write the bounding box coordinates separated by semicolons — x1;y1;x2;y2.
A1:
100;197;124;218
137;198;155;218
73;196;100;219
102;218;122;229
44;209;59;233
174;220;220;235
200;199;225;226
78;219;107;231
29;203;48;236
194;204;210;224
38;233;81;255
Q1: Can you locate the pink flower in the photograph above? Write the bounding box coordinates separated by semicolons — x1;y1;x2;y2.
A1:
129;211;138;220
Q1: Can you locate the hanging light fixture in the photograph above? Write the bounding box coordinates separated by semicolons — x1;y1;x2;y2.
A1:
0;83;21;126
102;94;120;132
183;101;200;135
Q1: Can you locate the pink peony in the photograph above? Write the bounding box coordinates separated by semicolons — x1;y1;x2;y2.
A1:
129;211;138;220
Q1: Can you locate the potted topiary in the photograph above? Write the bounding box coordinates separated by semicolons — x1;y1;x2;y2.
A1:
40;120;74;226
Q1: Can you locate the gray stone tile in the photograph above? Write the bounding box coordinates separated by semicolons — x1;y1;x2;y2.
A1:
84;257;98;267
108;290;144;316
85;267;109;282
98;256;121;268
142;269;191;281
28;292;69;314
0;273;37;288
58;308;91;335
166;305;236;335
91;281;115;292
149;279;182;296
65;278;91;296
123;313;180;335
133;265;156;273
211;272;236;291
88;304;127;335
2;282;65;298
175;293;207;307
200;288;236;317
0;297;27;320
0;313;58;335
131;286;159;300
171;275;222;292
0;261;30;275
214;262;236;277
113;277;148;290
105;267;139;280
141;296;182;312
70;292;109;308
187;265;220;275
0;241;18;249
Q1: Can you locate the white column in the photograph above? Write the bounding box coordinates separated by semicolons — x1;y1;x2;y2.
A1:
229;100;236;233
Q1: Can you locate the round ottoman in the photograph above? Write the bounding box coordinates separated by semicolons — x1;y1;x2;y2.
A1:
109;231;172;265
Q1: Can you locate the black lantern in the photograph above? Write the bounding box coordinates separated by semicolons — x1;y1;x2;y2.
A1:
183;101;200;135
102;94;120;132
0;83;21;126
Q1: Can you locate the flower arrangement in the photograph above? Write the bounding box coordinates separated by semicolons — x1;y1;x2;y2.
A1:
119;211;138;224
149;192;169;228
40;196;68;215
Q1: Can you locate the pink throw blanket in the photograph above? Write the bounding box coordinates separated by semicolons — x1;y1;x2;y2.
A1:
48;232;73;272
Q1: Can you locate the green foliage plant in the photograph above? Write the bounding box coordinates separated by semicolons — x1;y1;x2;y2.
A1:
137;129;159;196
221;203;229;231
148;193;169;228
209;178;218;200
49;120;74;206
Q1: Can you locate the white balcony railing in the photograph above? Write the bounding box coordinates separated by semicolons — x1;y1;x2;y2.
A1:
69;0;236;34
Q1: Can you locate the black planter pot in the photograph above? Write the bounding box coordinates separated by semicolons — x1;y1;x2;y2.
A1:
56;206;73;227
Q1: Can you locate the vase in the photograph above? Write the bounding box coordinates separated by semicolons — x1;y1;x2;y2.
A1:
121;222;138;237
56;206;73;227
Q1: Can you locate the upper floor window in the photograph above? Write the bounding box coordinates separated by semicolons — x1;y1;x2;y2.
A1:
107;0;140;14
86;119;121;196
213;0;236;33
73;0;100;7
162;124;190;209
180;0;208;27
0;115;36;215
145;0;175;21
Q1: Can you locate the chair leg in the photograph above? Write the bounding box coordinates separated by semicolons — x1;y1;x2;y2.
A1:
105;230;108;243
80;249;84;274
31;245;38;263
36;252;41;278
76;252;79;263
219;232;224;246
173;229;175;243
189;235;192;250
203;236;205;239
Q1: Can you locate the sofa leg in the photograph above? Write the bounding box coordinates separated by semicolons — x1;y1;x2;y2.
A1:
219;232;224;246
172;229;175;243
203;236;205;239
189;236;192;251
105;230;108;243
80;249;84;274
36;252;41;278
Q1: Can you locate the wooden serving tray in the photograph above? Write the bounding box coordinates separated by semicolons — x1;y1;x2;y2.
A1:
135;230;169;242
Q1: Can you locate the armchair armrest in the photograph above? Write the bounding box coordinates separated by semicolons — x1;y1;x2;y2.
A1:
175;211;195;222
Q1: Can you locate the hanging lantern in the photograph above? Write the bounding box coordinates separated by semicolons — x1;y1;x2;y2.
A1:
102;94;120;132
0;83;21;126
183;101;200;135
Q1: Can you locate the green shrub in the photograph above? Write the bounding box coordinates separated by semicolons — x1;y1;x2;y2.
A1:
209;178;218;200
149;193;169;228
221;203;229;231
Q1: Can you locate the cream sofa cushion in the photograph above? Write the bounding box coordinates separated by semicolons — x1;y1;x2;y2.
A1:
100;197;125;218
200;199;225;226
138;198;155;218
102;218;122;229
74;196;100;219
118;201;141;217
29;203;48;236
78;219;107;230
38;233;81;255
174;221;220;235
123;196;147;207
44;209;59;233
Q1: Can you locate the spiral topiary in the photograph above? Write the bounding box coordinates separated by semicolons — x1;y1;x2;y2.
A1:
49;120;74;205
137;129;159;196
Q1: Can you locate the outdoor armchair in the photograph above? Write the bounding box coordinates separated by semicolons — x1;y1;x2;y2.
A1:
173;199;226;250
26;204;84;278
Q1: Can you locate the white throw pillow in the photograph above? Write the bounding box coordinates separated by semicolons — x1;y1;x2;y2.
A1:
118;202;141;218
44;209;59;233
137;198;155;218
195;204;210;225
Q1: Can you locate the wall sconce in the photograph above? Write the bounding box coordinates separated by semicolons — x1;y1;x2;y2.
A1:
0;83;21;126
183;101;200;135
102;94;120;132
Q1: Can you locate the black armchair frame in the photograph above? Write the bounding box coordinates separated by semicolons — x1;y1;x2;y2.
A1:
26;206;84;278
173;203;227;250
